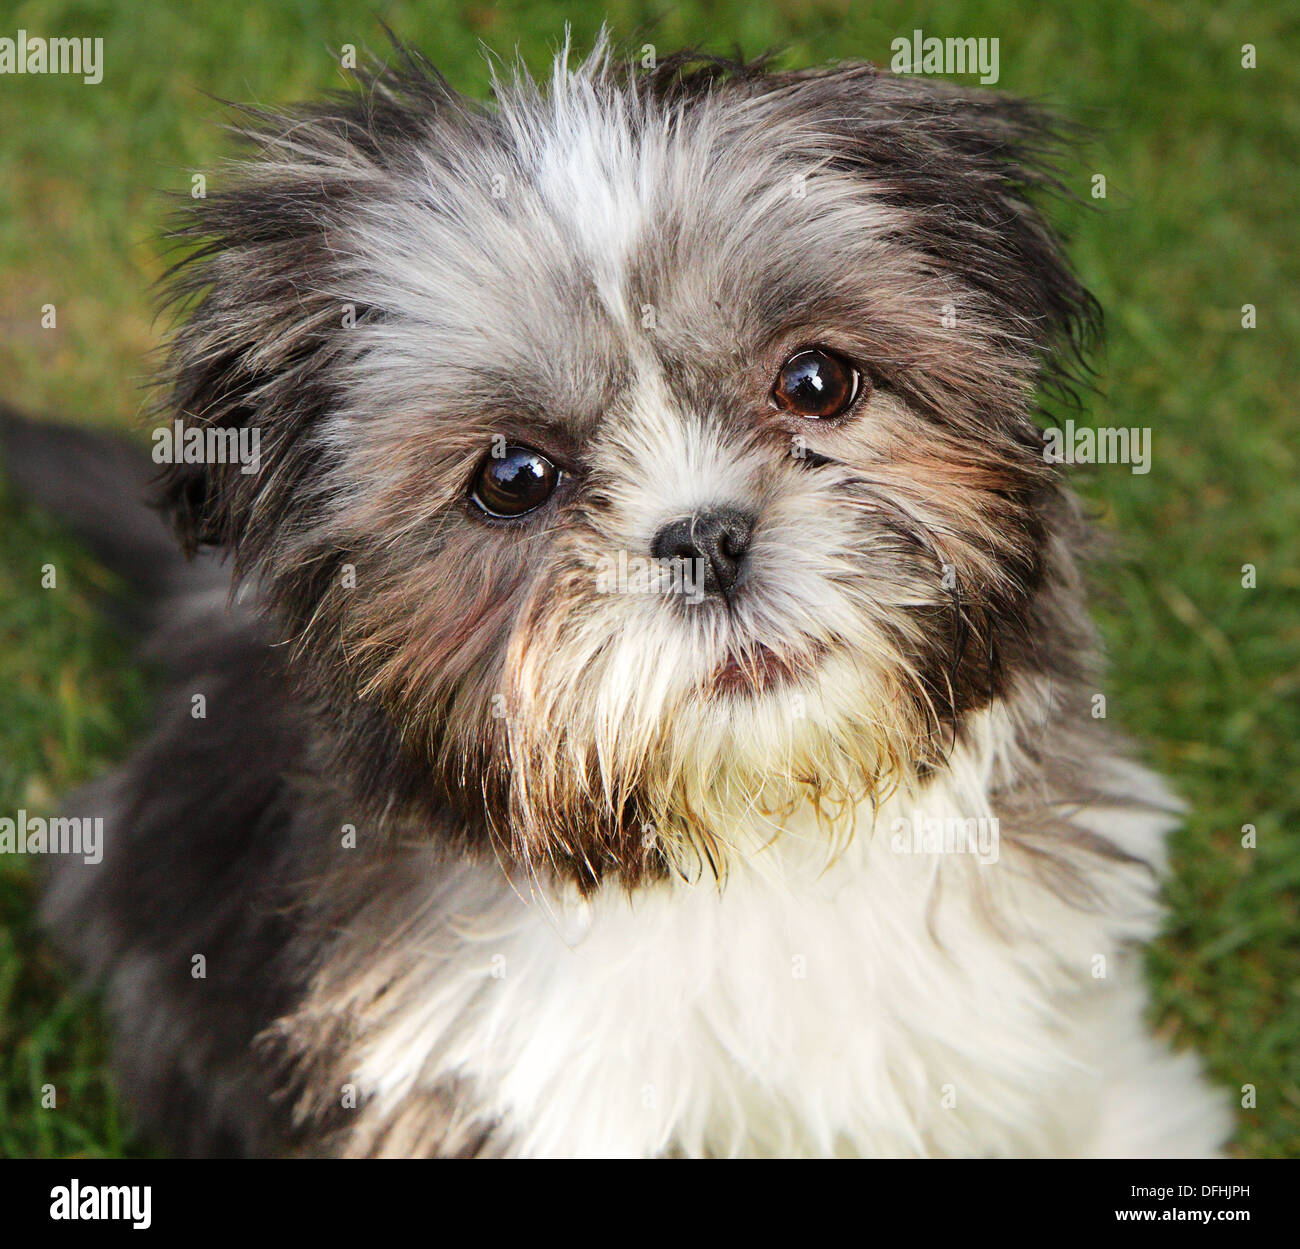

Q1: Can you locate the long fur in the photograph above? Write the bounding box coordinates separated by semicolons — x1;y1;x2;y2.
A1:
5;36;1230;1157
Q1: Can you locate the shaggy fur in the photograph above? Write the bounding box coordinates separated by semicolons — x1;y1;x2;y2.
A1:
4;36;1230;1157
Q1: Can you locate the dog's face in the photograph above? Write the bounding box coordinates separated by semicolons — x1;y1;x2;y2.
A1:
158;44;1096;885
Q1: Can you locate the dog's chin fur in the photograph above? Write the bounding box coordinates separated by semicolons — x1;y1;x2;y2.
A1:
22;35;1231;1156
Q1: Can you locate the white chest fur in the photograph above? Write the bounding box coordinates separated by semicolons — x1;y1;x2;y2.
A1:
328;723;1226;1158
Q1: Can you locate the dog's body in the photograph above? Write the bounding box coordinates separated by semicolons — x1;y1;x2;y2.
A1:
7;39;1230;1157
43;629;1226;1157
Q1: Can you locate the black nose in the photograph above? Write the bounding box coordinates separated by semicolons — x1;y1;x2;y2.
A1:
651;508;755;598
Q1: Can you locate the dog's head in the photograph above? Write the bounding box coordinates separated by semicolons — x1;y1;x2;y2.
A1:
156;39;1098;886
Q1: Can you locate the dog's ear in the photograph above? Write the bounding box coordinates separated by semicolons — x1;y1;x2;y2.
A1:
715;61;1101;392
154;168;343;560
153;49;468;563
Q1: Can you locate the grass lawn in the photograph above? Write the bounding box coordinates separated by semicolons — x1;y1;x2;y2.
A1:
0;0;1295;1157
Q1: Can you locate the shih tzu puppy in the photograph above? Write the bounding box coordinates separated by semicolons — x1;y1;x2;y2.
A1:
5;36;1231;1157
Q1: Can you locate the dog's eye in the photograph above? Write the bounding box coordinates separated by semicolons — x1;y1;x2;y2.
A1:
771;348;861;419
471;445;559;518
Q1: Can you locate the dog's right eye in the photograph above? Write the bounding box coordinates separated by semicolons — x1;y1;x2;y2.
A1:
471;445;560;518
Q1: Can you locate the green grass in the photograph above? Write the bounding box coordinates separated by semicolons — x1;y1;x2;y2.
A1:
0;0;1296;1157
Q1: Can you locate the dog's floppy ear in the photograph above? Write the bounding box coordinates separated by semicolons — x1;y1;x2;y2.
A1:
153;166;344;560
738;62;1101;391
153;48;468;562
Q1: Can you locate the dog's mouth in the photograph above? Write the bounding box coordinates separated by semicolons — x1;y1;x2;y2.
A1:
706;640;829;698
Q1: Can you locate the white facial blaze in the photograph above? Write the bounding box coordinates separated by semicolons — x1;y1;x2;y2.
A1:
502;362;927;875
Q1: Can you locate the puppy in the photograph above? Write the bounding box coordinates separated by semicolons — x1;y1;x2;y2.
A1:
9;37;1231;1157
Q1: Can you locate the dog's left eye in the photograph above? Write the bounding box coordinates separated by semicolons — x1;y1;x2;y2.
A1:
771;348;861;419
471;446;559;518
